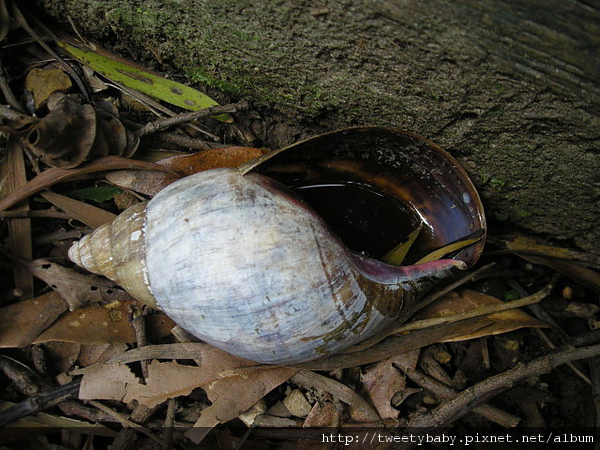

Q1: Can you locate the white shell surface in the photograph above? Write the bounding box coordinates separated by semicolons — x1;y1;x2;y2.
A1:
144;168;392;364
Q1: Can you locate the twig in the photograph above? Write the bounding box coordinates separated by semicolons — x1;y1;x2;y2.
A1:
162;399;177;450
135;101;247;137
88;400;164;447
0;209;74;220
129;304;149;381
0;54;25;112
507;277;590;385
0;378;81;427
401;366;521;427
399;344;600;449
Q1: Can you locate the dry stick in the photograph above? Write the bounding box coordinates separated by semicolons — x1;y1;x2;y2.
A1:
0;210;73;220
88;400;165;447
129;305;149;381
108;403;162;450
401;367;521;427
135;101;248;137
399;343;600;450
507;277;591;385
0;54;25;112
162;399;177;450
0;378;82;427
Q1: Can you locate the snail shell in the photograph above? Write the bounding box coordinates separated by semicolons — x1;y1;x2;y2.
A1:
68;127;486;364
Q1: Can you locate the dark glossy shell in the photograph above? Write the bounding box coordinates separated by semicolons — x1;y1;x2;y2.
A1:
252;126;486;267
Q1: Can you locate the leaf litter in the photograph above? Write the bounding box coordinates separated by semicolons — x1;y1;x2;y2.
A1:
0;3;599;448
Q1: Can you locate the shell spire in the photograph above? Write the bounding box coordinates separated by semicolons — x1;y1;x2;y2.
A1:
68;201;157;308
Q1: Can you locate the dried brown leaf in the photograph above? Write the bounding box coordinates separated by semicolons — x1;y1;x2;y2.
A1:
34;300;173;345
78;361;140;403
106;146;266;196
40;191;116;228
24;92;96;168
24;67;72;109
415;290;547;342
361;352;419;419
0;155;173;212
0;292;67;348
185;366;298;443
77;345;290;426
303;400;341;428
26;259;132;310
77;344;130;368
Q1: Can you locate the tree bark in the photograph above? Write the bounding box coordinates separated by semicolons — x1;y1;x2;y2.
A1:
35;0;600;254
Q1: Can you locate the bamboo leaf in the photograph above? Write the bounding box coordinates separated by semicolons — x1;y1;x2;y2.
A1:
57;40;233;122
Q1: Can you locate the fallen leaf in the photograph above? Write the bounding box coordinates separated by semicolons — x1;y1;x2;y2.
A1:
77;343;130;368
361;352;419;419
40;191;116;228
22;92;138;168
78;361;140;403
58;39;233;122
291;370;380;423
34;300;173;345
24;66;72;109
26;259;132;310
78;346;255;406
0;155;173;212
186;366;298;443
106;146;266;196
303;399;341;427
0;292;67;348
43;342;81;374
415;290;548;341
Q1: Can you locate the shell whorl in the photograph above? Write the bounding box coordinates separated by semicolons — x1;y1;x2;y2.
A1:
68;201;157;308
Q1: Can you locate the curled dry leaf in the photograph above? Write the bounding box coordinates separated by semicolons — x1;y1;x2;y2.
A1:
22;92;139;168
360;351;420;420
106;146;267;196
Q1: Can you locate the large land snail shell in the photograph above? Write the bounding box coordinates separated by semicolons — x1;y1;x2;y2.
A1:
68;127;486;364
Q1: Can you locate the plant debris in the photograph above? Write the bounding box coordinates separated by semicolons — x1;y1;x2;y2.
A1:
0;3;599;449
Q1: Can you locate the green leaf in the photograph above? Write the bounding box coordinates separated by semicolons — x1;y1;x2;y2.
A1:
58;40;232;123
381;224;422;266
416;234;483;264
64;185;122;203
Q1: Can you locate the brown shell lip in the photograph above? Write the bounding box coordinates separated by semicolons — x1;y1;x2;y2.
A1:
253;126;487;267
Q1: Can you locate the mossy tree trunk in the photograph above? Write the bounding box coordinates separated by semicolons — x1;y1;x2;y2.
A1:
36;0;600;254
